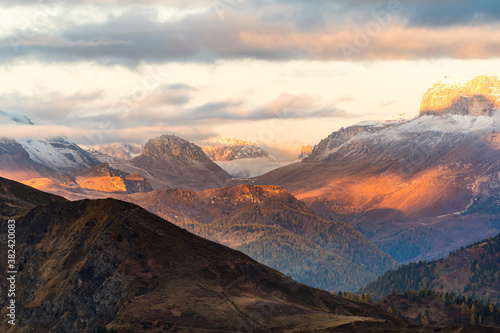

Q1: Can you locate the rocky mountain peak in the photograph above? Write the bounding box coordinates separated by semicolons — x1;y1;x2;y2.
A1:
419;75;500;117
131;134;232;190
142;134;206;161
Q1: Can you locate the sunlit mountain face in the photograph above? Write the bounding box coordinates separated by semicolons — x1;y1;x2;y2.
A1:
255;76;500;264
3;0;500;331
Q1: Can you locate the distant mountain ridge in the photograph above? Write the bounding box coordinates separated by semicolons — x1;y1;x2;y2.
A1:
127;134;232;190
0;110;34;125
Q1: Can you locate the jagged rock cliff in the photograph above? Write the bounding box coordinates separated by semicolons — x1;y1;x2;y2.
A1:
420;75;500;116
299;145;312;159
256;76;500;263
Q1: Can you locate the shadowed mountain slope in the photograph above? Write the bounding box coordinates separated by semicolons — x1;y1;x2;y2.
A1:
0;177;426;332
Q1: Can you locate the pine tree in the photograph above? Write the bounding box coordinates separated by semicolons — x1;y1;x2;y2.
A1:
461;302;469;315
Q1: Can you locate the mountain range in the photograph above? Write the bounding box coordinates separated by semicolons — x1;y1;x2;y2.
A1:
2;75;500;330
0;176;432;332
121;184;397;292
253;75;500;264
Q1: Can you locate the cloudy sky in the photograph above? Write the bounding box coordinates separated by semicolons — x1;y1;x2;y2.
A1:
1;0;500;160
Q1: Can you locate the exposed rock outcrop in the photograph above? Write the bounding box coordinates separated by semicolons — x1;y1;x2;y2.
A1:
419;75;500;116
299;145;312;159
130;135;232;190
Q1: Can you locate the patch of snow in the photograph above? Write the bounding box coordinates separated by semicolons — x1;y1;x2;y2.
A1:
395;114;498;134
17;137;97;170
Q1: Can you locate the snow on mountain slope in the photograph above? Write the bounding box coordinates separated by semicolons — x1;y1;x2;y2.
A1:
394;114;498;134
307;114;500;164
17;138;99;170
196;137;296;178
0;110;34;125
0;110;100;172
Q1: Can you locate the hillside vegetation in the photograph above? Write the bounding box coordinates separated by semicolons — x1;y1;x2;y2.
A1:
362;233;500;305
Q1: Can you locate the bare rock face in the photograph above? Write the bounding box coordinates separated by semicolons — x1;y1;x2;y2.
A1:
419;75;500;116
298;145;313;159
131;135;232;190
141;135;207;161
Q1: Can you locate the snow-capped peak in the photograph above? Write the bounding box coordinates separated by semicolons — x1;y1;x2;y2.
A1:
199;137;259;147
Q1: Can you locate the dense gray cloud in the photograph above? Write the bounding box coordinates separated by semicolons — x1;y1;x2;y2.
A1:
6;0;500;28
401;0;500;27
1;1;499;65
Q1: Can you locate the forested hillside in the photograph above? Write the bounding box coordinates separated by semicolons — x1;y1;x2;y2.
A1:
362;233;500;305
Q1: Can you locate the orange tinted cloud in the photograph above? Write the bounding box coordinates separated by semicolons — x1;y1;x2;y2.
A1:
239;24;500;61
